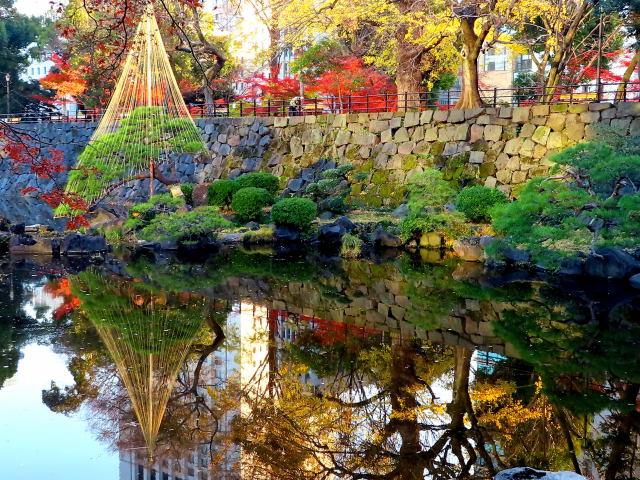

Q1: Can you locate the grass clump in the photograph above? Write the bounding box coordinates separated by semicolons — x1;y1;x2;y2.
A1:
340;233;363;258
125;194;185;230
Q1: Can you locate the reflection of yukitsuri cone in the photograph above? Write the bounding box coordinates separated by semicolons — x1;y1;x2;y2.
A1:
56;4;203;215
71;270;208;458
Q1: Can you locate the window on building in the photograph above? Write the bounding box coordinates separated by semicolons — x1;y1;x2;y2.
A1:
36;67;40;75
515;54;533;72
484;47;507;71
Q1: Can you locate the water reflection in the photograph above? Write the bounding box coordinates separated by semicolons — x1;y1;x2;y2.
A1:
1;251;640;479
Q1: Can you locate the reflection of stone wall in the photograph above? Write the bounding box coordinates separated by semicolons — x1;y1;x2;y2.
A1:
4;102;639;210
212;262;516;357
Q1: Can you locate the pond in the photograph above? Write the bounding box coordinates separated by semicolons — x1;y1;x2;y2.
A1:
0;249;639;480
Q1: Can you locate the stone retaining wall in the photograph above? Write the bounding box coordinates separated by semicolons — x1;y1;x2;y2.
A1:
3;102;639;211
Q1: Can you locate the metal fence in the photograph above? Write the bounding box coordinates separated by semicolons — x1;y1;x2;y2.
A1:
2;81;639;124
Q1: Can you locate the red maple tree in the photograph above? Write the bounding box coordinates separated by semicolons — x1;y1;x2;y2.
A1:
39;53;87;108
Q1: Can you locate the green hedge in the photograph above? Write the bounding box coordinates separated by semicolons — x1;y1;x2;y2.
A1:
271;197;317;230
455;186;507;223
231;187;274;222
208;179;241;207
236;172;279;194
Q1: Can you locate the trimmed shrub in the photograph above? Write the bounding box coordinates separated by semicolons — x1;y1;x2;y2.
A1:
455;186;507;223
406;169;457;213
235;172;279;194
180;183;194;206
231;187;274;222
139;206;232;243
399;211;469;241
271;197;317;230
208;179;240;207
125;194;185;230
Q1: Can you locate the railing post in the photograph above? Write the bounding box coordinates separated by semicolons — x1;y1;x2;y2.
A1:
385;92;388;112
227;100;230;117
404;92;408;112
447;89;451;108
348;95;352;114
366;94;369;113
267;99;271;116
239;100;243;117
213;102;217;117
493;88;497;108
314;97;318;114
253;98;257;117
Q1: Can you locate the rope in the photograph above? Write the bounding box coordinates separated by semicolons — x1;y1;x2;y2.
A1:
56;5;204;216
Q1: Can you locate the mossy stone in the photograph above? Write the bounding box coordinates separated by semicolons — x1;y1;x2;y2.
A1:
479;161;497;178
431;142;445;155
372;171;388;184
403;155;418;170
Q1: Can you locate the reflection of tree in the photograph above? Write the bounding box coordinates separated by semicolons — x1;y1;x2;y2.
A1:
69;269;213;457
492;286;640;480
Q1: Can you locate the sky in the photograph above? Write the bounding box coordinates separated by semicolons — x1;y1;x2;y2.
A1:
14;0;60;17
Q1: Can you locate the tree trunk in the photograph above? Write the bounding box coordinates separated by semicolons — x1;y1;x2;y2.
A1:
615;51;639;102
389;341;424;479
268;25;281;79
395;0;424;110
456;18;485;109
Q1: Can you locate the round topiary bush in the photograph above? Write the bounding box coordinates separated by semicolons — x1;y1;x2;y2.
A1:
235;172;280;194
455;186;507;223
271;198;317;231
208;179;240;207
231;187;274;222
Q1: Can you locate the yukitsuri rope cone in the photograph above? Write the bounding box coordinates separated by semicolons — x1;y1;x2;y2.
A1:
56;4;204;216
71;269;209;458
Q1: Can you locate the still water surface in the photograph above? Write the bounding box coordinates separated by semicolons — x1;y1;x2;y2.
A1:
1;250;639;480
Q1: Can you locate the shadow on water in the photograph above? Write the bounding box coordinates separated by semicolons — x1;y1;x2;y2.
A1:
2;249;640;479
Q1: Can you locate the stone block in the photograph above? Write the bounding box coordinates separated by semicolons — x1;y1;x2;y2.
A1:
464;107;484;120
519;138;535;157
420;110;434;124
290;137;303;158
546;113;566;132
369;119;390;133
496;169;512;184
411;126;424;142
412;141;429;155
533;144;547;159
631;118;640;135
520;123;536;137
504;137;524;155
398;141;415;155
227;134;241;146
550;104;568;112
617;102;640;117
602;108;617;119
381;129;393;143
448;109;465;123
335;130;351;146
580;111;599;123
531;116;548;125
424;127;438;142
568;104;588;113
484;124;502;142
389;117;403;129
499;107;512;118
454;124;470;141
588;102;612;111
404;111;421;127
382;142;398;154
484;175;498;188
512;107;530;123
531;105;549;116
532;125;551;145
443;142;459;155
470;124;484;142
274;117;288;127
546;131;565;149
476;114;492;125
511;170;528;184
394;127;410;142
332;114;347;127
611;117;631;133
564;122;585;142
469;151;485;164
433;110;449;122
359;146;371;159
